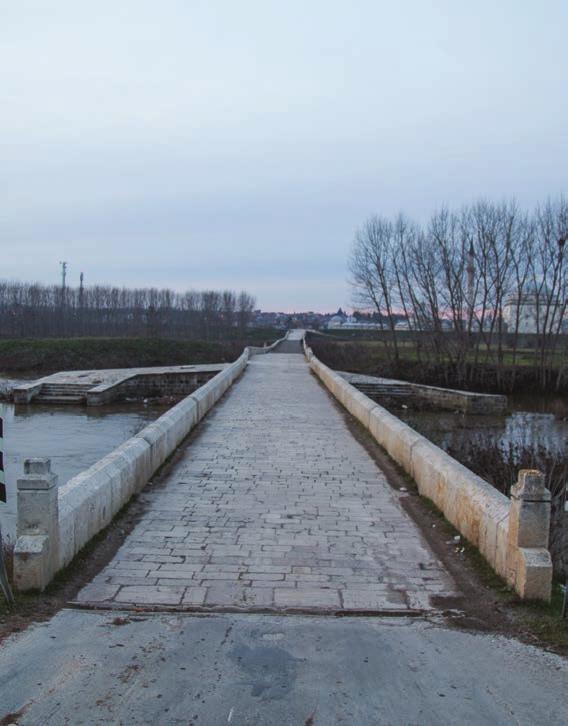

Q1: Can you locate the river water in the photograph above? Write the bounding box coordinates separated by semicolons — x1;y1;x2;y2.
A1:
0;395;168;542
395;395;568;461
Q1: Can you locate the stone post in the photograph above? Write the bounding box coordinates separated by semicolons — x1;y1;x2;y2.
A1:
13;458;59;591
508;469;553;601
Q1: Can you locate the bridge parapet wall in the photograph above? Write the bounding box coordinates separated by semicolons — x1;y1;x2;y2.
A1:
303;337;553;602
245;330;289;356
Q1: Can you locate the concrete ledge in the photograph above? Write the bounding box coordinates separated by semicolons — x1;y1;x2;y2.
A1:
303;337;552;601
406;381;507;414
86;368;225;406
12;381;44;404
339;371;507;415
12;365;228;406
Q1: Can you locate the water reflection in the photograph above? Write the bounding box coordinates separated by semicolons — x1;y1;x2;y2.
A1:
396;399;568;459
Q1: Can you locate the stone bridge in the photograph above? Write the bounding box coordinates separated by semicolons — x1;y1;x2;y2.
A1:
13;329;552;610
76;330;455;613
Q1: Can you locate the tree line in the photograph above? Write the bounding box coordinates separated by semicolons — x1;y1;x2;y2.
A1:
0;282;256;341
350;197;568;390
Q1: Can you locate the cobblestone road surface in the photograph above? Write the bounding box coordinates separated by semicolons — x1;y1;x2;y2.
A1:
76;341;457;612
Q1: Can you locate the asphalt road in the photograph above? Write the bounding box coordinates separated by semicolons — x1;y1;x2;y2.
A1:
1;611;566;725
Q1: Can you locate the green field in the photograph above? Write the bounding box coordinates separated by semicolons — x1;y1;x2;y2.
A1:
0;331;281;373
315;336;567;367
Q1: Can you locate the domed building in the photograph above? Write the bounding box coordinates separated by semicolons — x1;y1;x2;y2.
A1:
327;314;347;329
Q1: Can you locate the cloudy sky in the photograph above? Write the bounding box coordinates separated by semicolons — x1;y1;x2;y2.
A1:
1;1;567;311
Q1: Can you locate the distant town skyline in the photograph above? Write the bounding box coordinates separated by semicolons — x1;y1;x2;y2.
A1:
2;1;567;310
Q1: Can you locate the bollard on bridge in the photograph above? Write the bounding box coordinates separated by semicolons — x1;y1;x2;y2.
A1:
508;469;553;601
13;458;59;592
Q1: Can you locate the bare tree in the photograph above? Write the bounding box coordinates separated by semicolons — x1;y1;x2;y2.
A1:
0;282;257;341
349;196;568;391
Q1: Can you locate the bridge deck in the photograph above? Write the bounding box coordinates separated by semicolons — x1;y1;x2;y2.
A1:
76;343;457;613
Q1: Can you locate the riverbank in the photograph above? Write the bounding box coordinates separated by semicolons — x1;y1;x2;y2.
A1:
0;332;279;374
308;335;568;397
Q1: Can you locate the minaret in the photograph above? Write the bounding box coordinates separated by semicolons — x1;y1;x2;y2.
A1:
467;242;475;320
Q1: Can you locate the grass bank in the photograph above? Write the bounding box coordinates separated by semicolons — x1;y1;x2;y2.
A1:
0;331;280;373
308;335;568;395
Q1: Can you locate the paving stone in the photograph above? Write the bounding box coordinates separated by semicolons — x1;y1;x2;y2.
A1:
157;578;200;587
141;555;184;564
204;584;248;606
108;576;160;587
342;590;407;611
114;586;184;605
181;587;208;605
76;583;120;603
148;569;201;579
274;588;341;609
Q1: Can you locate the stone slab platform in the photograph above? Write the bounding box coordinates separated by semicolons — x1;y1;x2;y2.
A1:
338;371;507;414
74;352;458;613
12;363;228;404
14;363;227;389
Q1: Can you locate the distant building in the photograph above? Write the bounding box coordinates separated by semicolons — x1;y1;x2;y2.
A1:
503;290;566;334
250;307;416;332
326;314;389;331
327;314;346;329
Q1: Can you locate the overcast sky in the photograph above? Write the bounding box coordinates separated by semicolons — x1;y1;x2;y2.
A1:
1;1;567;311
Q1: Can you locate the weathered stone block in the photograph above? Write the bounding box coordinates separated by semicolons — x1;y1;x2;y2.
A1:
13;535;51;591
14;459;59;591
514;547;553;601
509;470;551;550
137;420;170;471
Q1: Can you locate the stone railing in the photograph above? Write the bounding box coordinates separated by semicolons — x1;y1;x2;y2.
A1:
245;330;289;356
13;349;252;591
303;337;553;601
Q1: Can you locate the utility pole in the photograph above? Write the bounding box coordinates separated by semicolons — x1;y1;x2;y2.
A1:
60;261;68;293
59;261;68;337
78;271;85;336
